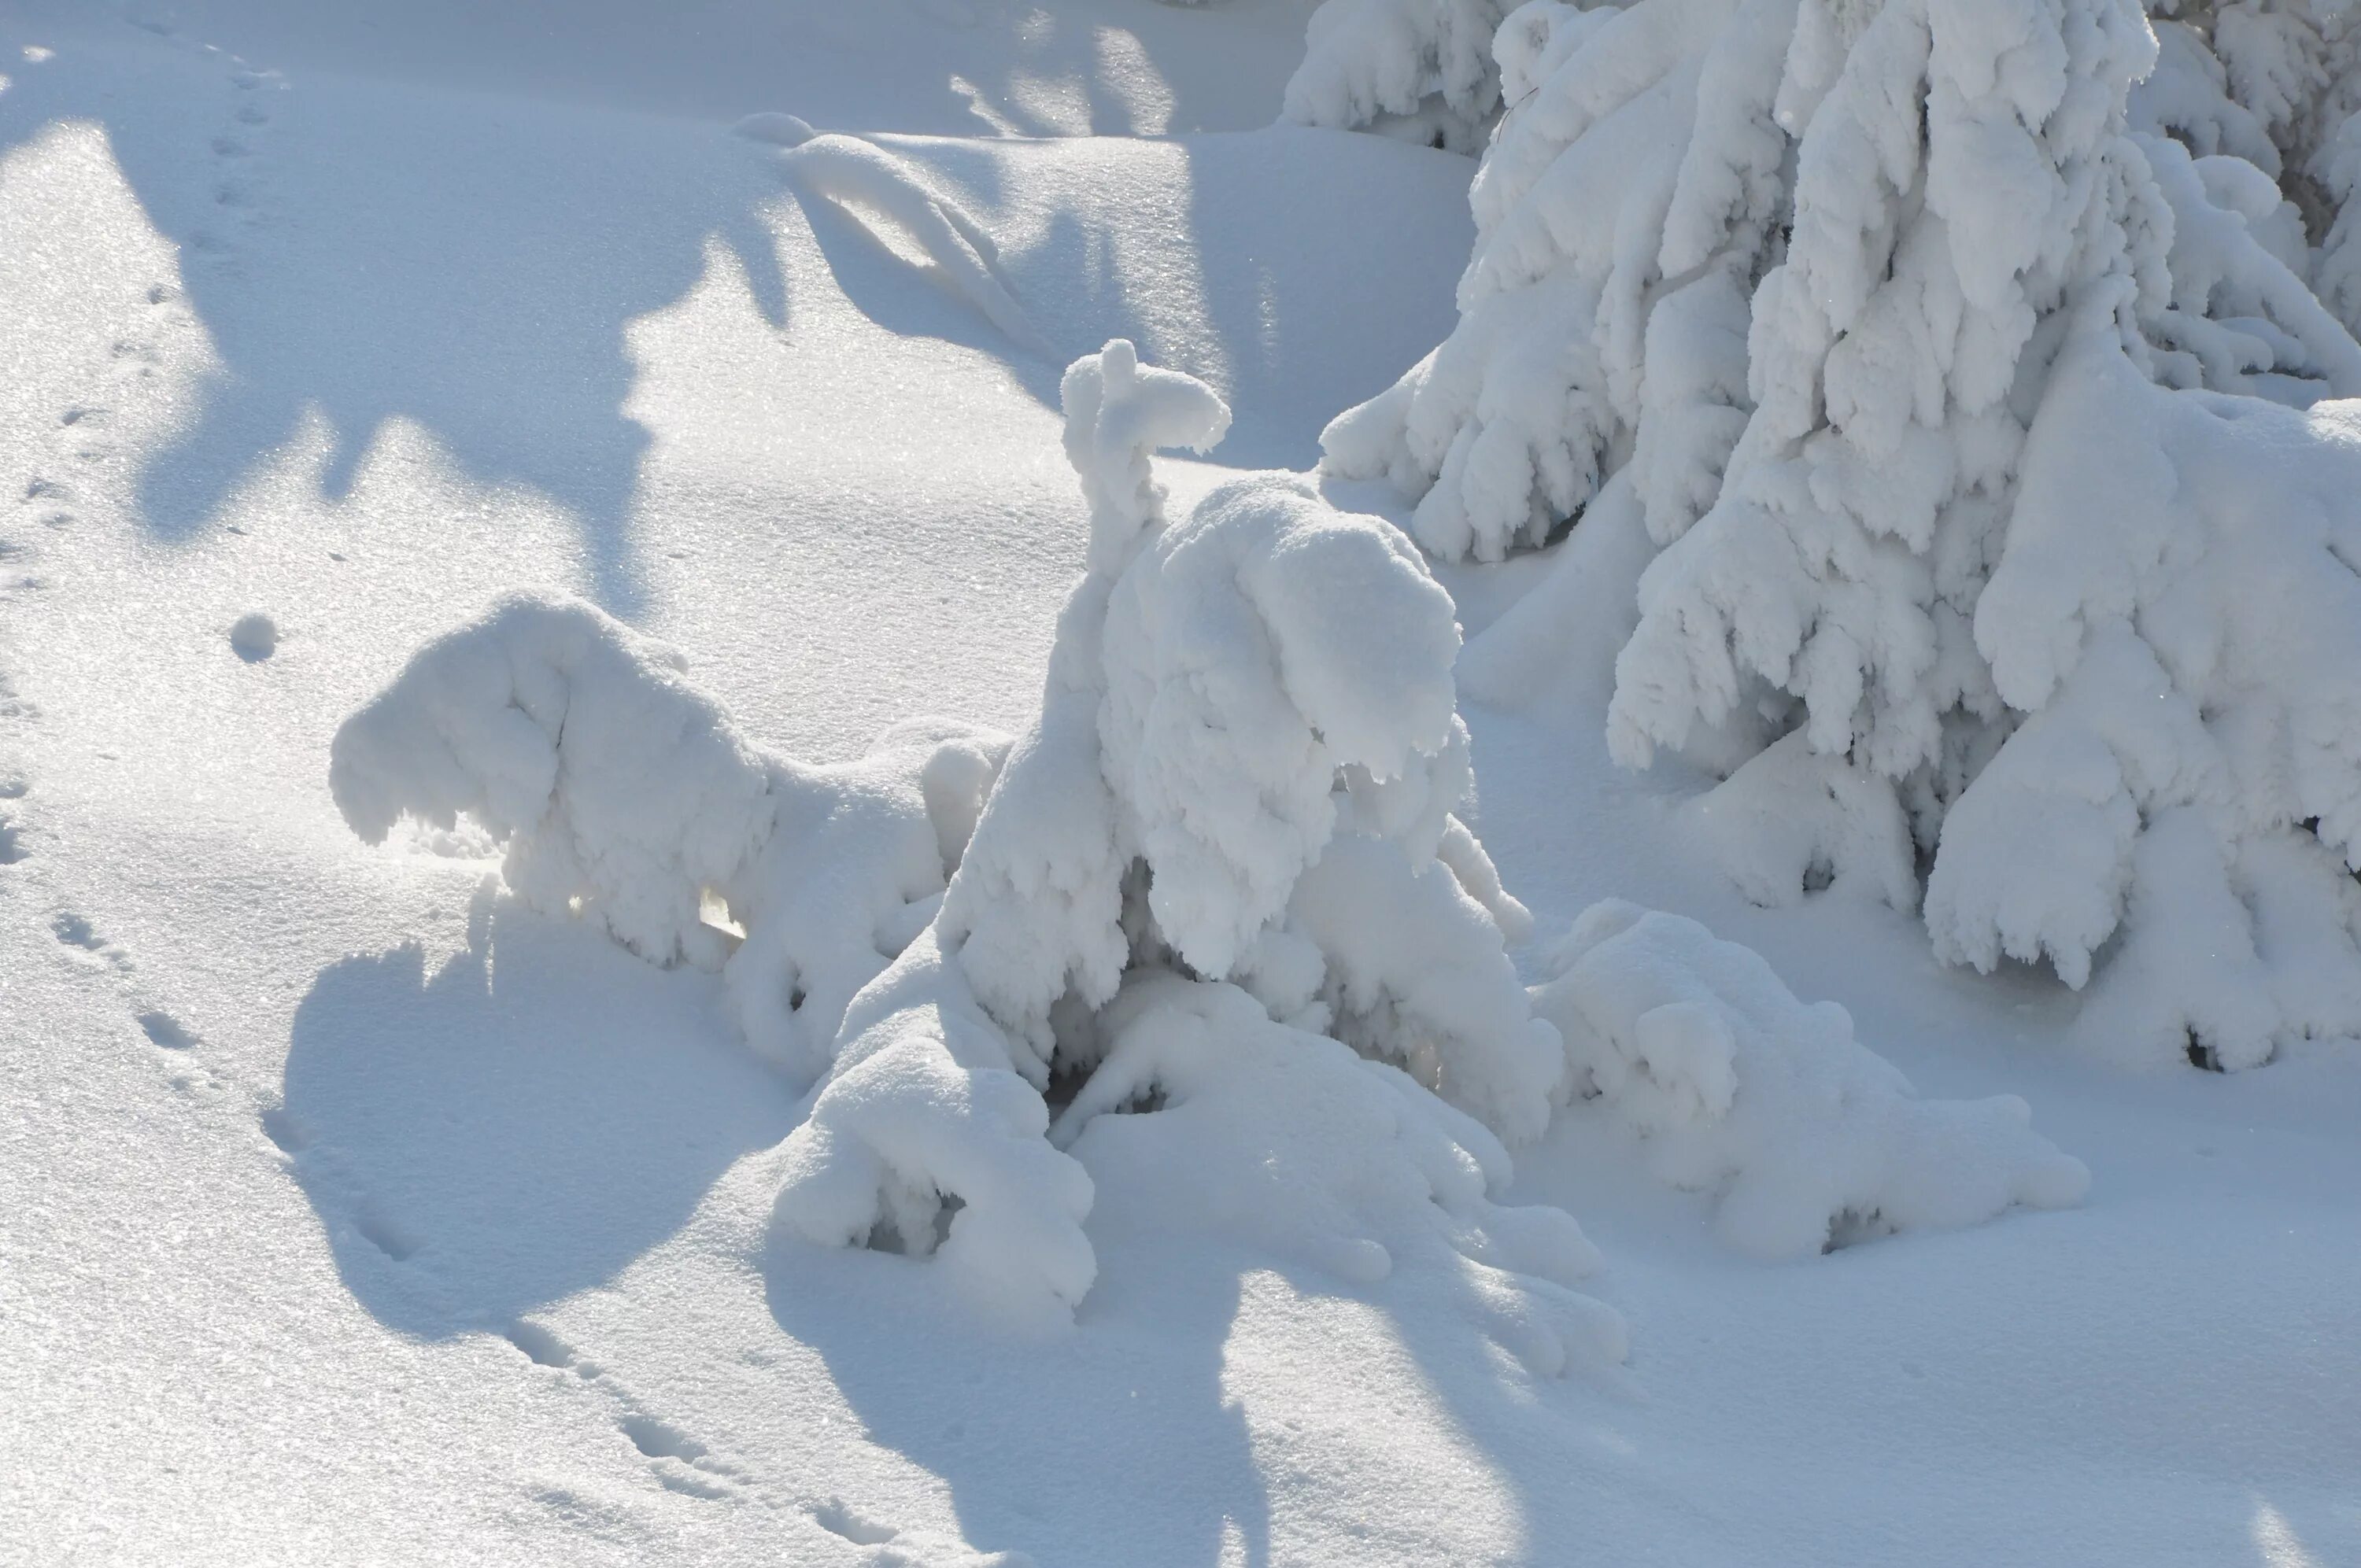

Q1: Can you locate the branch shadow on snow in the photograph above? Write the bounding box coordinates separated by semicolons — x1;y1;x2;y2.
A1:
881;128;1472;471
0;19;795;616
279;893;796;1341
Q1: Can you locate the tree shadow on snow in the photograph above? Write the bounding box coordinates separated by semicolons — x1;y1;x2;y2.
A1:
766;1228;1277;1568
278;892;797;1340
0;17;794;616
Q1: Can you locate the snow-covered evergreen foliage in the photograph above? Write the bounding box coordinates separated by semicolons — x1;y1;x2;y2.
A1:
1283;0;1528;151
773;339;1591;1326
1535;902;2089;1256
331;338;2089;1323
331;596;1010;1083
1321;0;2361;1068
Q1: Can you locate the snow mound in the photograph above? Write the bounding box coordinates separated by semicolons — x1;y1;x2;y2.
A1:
1534;902;2090;1260
331;595;1007;1082
776;340;1569;1325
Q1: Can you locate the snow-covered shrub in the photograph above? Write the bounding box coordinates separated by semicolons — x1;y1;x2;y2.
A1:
1283;0;1527;152
773;339;1588;1330
1534;902;2089;1256
1061;972;1626;1374
331;595;1008;1082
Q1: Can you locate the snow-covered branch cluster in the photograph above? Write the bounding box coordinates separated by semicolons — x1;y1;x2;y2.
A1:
1321;0;2361;1068
333;339;2082;1334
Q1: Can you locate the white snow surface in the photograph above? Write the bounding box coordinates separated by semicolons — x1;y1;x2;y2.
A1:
2;4;2357;1567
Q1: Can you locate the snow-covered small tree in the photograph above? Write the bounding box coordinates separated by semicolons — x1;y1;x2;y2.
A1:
770;339;1600;1332
331;341;2088;1330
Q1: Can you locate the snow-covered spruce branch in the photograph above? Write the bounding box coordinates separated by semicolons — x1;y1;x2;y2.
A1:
329;594;1009;1083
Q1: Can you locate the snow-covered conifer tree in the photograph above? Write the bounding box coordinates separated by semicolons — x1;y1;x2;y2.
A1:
1321;0;2361;1067
768;339;1602;1330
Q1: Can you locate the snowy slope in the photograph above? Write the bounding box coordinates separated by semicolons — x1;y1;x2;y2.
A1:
1;4;2355;1566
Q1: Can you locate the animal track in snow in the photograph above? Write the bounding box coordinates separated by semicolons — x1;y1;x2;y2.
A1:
137;1009;197;1050
496;1320;754;1501
52;911;131;970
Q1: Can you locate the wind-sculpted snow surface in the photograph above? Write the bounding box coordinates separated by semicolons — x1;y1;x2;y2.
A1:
777;340;1577;1328
1534;902;2091;1258
331;596;1008;1082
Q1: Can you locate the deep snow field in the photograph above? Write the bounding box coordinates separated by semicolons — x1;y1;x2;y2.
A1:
2;3;2357;1565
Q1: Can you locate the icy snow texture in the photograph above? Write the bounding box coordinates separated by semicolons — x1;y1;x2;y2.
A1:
1535;902;2091;1257
331;595;1008;1082
778;340;1571;1323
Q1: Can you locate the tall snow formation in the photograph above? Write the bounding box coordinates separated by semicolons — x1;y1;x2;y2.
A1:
774;340;1601;1334
1325;0;2361;1068
330;596;1009;1083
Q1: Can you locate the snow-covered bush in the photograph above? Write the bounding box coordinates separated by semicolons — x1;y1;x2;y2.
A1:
331;341;2089;1329
331;595;1009;1083
1535;902;2089;1256
1283;0;1527;152
772;339;1594;1331
1326;0;2361;1068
